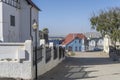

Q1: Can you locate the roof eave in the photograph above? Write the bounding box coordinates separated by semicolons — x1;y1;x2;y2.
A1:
26;0;41;11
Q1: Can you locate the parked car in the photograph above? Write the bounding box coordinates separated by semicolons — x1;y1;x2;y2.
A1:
94;47;102;51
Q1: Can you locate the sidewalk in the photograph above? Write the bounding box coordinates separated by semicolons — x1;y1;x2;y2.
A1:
38;51;120;80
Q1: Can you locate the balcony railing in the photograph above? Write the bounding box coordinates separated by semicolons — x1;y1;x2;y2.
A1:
0;0;20;9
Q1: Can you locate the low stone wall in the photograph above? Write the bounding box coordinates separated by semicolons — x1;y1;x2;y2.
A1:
0;40;33;79
0;40;65;80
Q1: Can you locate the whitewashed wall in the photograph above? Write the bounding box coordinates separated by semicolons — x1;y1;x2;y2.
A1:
103;35;110;53
20;0;39;43
19;0;31;42
2;2;20;42
31;7;39;46
0;40;33;79
104;35;120;53
88;40;95;50
0;40;65;79
0;2;3;41
0;0;40;43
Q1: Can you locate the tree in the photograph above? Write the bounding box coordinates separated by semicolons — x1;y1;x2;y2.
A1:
90;7;120;46
43;28;49;34
42;28;49;43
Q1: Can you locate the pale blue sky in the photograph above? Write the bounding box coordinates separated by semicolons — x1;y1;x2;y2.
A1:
33;0;120;36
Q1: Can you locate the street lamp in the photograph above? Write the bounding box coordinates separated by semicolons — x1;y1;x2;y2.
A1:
32;21;38;80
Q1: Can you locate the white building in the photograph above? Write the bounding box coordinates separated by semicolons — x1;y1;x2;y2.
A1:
0;0;40;43
0;1;66;79
84;32;103;51
88;38;103;51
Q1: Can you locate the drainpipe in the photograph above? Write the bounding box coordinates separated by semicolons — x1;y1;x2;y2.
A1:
30;6;35;79
30;6;33;41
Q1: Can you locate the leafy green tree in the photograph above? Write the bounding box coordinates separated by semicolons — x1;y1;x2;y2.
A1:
90;7;120;46
43;28;49;34
42;28;49;43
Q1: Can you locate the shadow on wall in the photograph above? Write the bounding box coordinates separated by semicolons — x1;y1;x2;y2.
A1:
0;78;16;80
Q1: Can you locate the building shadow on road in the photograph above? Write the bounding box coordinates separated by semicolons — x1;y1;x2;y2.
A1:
38;62;97;80
67;57;120;66
38;56;120;80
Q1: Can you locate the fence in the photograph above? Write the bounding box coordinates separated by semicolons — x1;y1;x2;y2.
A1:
36;44;65;76
33;46;43;65
45;47;51;63
53;46;58;60
59;46;65;59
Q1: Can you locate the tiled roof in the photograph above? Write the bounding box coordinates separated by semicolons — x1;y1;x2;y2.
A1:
83;32;102;38
62;33;86;45
26;0;40;11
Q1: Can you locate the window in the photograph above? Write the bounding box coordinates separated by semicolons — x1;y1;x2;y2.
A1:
99;40;102;43
75;47;77;51
10;15;15;26
68;46;72;51
75;41;76;43
16;0;19;2
79;47;81;51
79;40;81;43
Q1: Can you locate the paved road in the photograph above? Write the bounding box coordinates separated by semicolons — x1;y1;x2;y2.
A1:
39;52;120;80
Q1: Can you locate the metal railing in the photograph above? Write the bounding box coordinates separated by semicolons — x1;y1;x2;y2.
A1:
45;47;51;63
33;46;43;65
59;46;65;59
0;0;20;9
53;46;57;60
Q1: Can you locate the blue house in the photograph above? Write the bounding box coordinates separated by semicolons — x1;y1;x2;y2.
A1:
49;36;64;45
62;33;86;52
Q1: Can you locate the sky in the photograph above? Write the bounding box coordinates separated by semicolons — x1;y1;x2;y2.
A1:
33;0;120;36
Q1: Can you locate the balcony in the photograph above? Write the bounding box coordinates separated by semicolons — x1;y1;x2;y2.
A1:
0;0;20;9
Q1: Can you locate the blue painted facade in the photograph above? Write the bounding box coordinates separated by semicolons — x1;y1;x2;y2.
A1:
66;38;85;52
49;37;64;45
49;40;62;45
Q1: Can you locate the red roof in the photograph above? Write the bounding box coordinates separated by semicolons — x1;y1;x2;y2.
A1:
62;33;86;45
